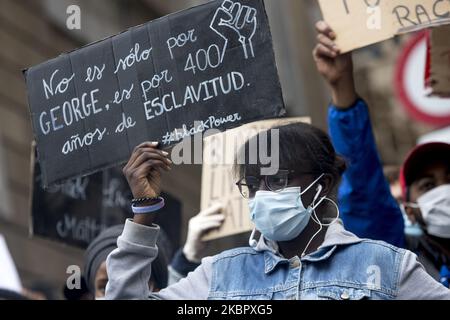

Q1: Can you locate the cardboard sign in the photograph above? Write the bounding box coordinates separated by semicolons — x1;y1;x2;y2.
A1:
428;25;450;96
24;0;285;187
319;0;450;52
201;117;310;241
31;158;182;248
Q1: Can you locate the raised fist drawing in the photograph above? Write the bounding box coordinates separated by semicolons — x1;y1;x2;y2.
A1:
210;0;257;60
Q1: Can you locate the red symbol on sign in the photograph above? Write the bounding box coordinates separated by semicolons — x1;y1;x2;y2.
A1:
395;32;450;126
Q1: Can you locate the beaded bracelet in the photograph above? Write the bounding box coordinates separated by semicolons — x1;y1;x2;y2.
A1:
131;197;161;206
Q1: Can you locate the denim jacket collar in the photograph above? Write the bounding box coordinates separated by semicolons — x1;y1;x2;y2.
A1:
256;220;363;274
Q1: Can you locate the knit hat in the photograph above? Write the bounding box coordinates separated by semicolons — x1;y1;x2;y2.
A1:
84;224;173;293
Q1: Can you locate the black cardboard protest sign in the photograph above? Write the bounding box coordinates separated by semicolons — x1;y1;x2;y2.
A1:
31;161;182;249
24;0;285;187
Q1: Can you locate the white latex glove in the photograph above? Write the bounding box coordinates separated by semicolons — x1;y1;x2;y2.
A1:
182;203;225;263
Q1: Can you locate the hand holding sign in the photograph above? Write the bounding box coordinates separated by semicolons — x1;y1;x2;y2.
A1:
123;142;173;226
211;0;257;59
122;142;172;199
313;21;356;108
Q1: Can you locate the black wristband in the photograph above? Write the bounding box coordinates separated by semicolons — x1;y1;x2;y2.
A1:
131;197;161;206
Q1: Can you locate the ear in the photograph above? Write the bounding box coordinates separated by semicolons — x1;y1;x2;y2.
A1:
320;174;333;196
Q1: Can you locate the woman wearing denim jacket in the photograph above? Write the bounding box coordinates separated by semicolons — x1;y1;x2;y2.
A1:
104;30;450;302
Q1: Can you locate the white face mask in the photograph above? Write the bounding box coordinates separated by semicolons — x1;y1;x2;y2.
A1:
248;174;340;257
249;174;326;243
415;184;450;239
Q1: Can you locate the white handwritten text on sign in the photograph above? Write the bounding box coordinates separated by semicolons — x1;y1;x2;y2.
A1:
24;0;285;187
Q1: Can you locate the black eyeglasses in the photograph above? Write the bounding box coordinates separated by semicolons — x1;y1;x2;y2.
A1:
236;170;314;199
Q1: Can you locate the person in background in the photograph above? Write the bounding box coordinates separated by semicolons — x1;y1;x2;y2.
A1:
400;143;450;287
314;21;450;288
169;203;224;284
84;224;172;299
313;21;405;248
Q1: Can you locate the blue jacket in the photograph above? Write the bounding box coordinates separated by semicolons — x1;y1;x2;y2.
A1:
106;220;450;300
328;99;405;248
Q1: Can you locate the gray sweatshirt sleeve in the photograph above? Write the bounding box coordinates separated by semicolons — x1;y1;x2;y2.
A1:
168;266;185;286
105;219;213;300
397;250;450;300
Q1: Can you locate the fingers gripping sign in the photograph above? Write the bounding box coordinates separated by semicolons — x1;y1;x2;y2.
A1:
123;142;173;200
312;20;356;108
210;0;257;61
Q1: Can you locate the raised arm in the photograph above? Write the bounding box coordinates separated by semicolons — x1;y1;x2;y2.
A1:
313;21;405;247
105;142;213;300
105;142;170;299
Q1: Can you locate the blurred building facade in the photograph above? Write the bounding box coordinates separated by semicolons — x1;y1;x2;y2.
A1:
0;0;439;297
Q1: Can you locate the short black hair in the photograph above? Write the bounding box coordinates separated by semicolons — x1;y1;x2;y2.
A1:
234;122;347;192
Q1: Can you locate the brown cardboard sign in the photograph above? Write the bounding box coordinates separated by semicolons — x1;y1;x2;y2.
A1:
201;117;311;241
318;0;450;52
429;25;450;96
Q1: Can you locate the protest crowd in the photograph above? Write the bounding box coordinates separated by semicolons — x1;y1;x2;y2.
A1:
0;0;449;302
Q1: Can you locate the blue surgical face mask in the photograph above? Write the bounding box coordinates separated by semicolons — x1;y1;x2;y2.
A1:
249;174;325;242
